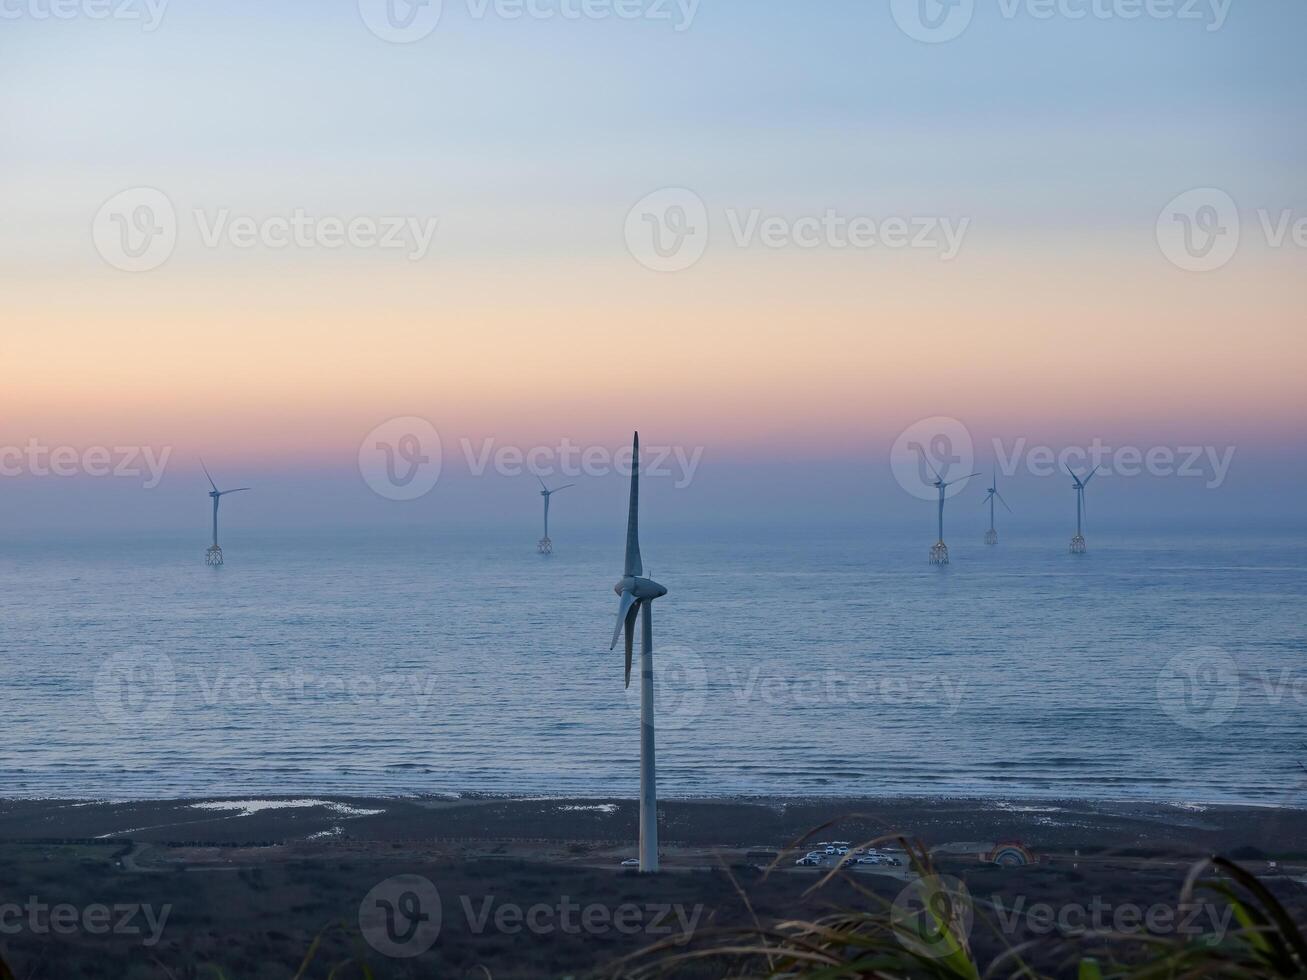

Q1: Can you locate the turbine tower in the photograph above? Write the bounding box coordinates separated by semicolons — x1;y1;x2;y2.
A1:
536;477;575;555
202;461;250;566
609;432;667;873
981;466;1011;546
1067;464;1099;554
927;463;979;565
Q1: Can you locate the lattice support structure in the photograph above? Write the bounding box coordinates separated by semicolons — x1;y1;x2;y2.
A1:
929;540;949;565
205;545;224;566
1070;535;1086;555
537;537;553;555
985;529;998;546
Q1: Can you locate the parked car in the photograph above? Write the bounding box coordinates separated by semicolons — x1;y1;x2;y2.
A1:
857;855;882;865
795;855;820;866
620;858;640;867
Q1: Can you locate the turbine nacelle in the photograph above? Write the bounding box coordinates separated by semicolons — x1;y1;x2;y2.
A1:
613;576;667;601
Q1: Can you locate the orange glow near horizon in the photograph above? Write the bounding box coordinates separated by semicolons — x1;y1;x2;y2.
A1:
5;245;1304;464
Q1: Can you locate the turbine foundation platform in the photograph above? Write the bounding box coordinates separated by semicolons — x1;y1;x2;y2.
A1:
1070;535;1086;554
537;537;553;555
985;528;998;546
929;540;949;565
205;545;224;566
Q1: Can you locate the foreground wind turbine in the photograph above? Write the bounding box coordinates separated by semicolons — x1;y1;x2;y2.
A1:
928;463;980;565
202;461;250;566
536;477;575;555
981;466;1012;546
1067;464;1099;554
609;433;667;873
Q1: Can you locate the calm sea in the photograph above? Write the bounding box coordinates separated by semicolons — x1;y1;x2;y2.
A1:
1;527;1303;805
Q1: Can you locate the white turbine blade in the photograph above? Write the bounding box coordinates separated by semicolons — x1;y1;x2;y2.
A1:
555;484;576;492
537;475;549;493
925;459;945;484
996;490;1013;513
221;487;251;495
1083;464;1101;485
610;589;638;651
200;459;218;493
624;432;643;577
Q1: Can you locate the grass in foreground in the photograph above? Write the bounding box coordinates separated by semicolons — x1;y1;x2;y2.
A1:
609;833;1307;980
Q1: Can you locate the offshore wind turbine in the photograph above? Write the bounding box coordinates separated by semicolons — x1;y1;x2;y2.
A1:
202;461;250;566
981;465;1011;546
1067;464;1099;554
536;477;575;555
927;463;980;565
609;432;667;873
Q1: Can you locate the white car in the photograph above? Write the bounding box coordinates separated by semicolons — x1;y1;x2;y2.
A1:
835;846;849;855
824;845;837;854
857;855;882;865
795;855;820;866
620;858;640;867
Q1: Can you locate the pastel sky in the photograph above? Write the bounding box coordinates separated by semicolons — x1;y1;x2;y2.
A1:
2;0;1304;530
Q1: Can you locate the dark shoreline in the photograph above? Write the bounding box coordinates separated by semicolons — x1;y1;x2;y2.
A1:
3;793;1303;856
